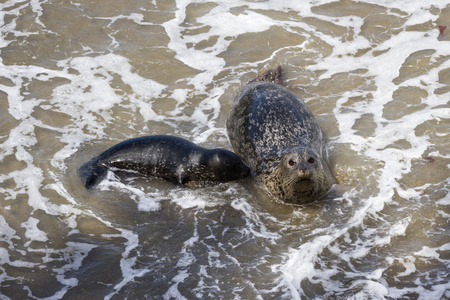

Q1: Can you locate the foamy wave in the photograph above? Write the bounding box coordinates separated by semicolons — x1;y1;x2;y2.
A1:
0;0;449;298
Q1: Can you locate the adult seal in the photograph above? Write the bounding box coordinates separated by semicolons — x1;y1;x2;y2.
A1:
78;135;250;189
227;66;333;204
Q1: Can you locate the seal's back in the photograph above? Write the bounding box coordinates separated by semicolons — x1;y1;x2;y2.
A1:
227;81;323;173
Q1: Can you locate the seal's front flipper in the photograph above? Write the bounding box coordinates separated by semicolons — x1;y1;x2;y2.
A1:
78;160;108;189
177;173;188;185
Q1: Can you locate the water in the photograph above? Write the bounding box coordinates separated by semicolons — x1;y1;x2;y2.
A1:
0;0;449;299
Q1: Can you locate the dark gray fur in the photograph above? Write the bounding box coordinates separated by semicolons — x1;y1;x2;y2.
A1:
78;135;250;189
227;67;333;204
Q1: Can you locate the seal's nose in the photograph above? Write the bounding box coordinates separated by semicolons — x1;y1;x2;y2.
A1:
298;162;311;178
240;166;251;178
299;162;308;171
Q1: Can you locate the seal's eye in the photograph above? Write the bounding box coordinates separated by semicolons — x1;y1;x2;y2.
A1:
308;157;315;164
288;160;296;166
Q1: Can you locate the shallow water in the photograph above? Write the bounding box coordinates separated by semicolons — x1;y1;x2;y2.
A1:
0;0;449;299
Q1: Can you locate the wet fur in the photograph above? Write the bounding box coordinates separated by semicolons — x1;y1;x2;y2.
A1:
227;66;333;204
78;135;250;189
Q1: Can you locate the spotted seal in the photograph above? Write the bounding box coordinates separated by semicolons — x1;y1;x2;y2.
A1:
78;135;250;189
226;66;333;204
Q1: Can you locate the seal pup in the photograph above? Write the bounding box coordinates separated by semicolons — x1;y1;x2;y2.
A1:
78;135;250;189
227;66;333;204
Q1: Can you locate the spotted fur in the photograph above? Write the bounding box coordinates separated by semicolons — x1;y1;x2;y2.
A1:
227;67;333;204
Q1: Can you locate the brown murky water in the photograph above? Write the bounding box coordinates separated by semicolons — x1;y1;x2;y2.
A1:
0;0;449;299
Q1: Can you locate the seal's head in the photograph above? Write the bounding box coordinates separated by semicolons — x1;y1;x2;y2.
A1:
264;148;333;205
201;149;251;182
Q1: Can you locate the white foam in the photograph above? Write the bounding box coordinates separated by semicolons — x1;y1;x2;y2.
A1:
105;228;150;300
170;190;209;210
163;271;190;300
415;244;450;260
231;197;281;242
351;280;389;299
0;1;35;48
54;54;166;122
162;0;274;91
1;0;449;298
279;8;450;291
22;217;49;246
0;246;37;268
49;242;98;298
436;190;450;206
396;256;417;277
163;213;200;300
123;185;165;212
362;0;449;14
0;215;18;249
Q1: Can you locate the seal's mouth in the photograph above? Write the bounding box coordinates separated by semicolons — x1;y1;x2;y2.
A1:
297;171;312;182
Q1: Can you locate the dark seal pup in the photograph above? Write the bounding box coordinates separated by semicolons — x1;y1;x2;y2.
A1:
227;66;333;204
78;135;250;189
